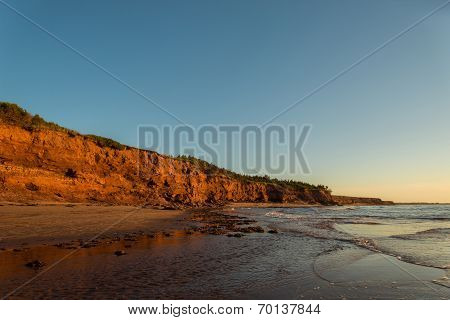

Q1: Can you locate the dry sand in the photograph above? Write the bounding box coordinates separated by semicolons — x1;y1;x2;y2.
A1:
0;203;186;248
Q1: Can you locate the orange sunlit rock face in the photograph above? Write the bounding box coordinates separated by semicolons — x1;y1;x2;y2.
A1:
0;123;334;206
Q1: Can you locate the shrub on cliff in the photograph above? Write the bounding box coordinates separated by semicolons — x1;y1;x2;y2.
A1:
0;102;77;135
65;168;78;178
85;135;126;150
0;102;30;125
175;155;225;175
0;102;125;150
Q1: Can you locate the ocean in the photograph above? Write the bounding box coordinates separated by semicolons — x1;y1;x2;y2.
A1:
254;205;450;269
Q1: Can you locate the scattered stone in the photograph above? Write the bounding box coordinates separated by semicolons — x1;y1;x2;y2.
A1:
55;242;70;248
205;226;227;235
25;260;45;270
268;229;278;234
114;250;126;256
188;208;268;238
164;232;172;237
239;226;264;233
25;182;39;192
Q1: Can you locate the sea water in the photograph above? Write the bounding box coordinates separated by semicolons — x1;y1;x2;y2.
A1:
254;205;450;270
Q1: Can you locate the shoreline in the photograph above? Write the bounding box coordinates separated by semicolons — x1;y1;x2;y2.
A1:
1;200;443;250
0;202;275;249
0;199;399;209
1;200;447;250
0;203;448;299
4;200;449;209
0;199;404;249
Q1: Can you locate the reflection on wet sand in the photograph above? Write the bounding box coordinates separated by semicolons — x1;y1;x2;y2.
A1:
335;220;450;238
0;204;449;299
314;248;445;285
0;231;191;281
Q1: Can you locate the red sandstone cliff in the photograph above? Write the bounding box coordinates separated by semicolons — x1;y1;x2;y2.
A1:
0;103;394;207
0;104;334;207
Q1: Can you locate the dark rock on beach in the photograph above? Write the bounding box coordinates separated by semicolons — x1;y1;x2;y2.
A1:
227;233;244;238
25;260;45;270
239;226;264;233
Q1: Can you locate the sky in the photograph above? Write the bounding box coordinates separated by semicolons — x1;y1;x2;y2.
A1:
1;0;450;202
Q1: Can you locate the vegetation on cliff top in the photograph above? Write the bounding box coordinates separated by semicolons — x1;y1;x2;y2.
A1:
0;101;329;191
85;134;126;150
175;155;329;192
0;102;125;150
0;102;75;133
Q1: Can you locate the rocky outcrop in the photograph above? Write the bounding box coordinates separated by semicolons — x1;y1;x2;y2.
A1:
0;122;334;207
332;195;394;206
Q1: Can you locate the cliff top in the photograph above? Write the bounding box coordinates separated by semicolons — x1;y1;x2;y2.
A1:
0;101;126;150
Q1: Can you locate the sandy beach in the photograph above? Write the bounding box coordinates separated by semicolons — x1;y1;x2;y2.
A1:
0;203;448;300
0;203;186;248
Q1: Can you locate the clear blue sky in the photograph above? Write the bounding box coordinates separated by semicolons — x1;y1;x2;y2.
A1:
1;0;449;202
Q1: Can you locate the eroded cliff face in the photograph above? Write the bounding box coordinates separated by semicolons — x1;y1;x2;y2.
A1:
0;123;334;207
332;195;394;206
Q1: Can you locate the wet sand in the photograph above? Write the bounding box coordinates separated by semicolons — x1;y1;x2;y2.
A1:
315;248;447;289
0;203;448;299
0;203;186;248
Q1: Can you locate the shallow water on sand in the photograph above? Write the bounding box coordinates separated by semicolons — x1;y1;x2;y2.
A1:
252;204;450;290
256;205;450;269
0;205;448;299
